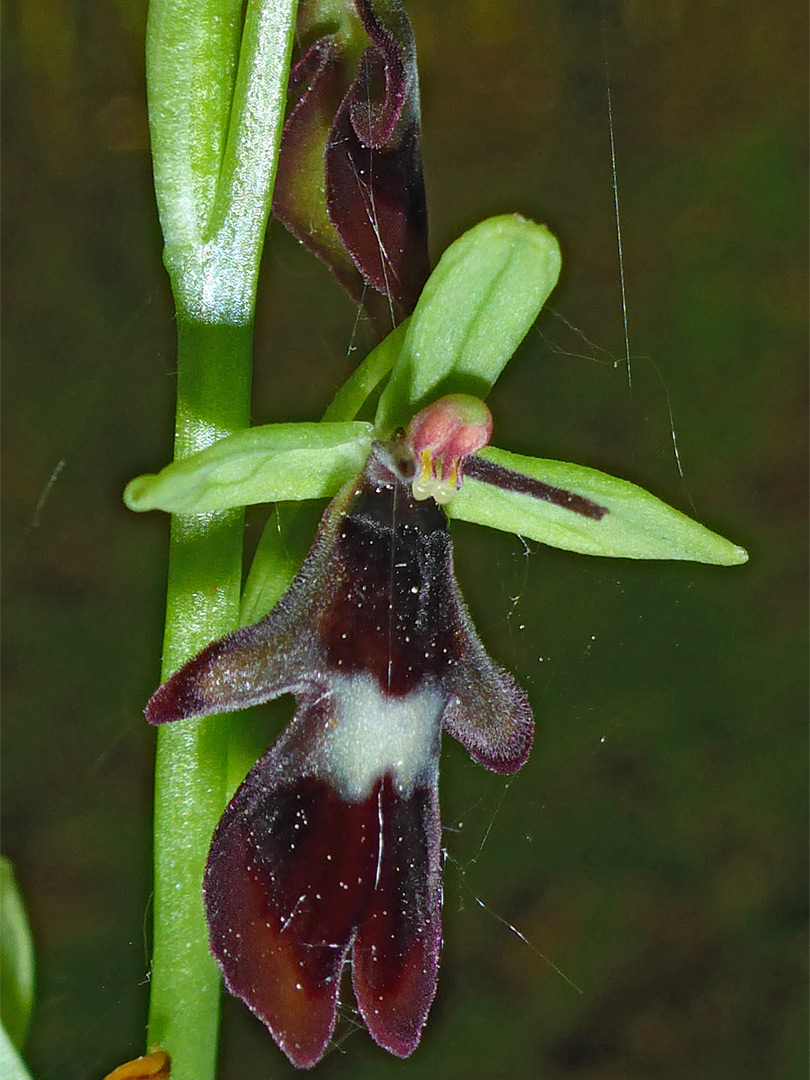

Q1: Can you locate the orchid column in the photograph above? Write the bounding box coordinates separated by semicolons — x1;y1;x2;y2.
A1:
144;2;298;1077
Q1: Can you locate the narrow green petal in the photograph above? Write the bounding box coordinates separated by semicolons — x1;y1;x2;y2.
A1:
124;422;373;514
449;447;749;565
322;319;409;422
375;214;561;434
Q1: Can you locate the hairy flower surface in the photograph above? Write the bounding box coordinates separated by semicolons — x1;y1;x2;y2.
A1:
146;401;533;1067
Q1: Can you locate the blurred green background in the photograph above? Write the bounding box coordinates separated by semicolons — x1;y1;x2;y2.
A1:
2;1;807;1077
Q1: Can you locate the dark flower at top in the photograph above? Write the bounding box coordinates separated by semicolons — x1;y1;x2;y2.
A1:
273;0;429;331
145;396;533;1067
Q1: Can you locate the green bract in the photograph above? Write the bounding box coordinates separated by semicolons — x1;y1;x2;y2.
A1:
126;214;747;568
147;0;298;324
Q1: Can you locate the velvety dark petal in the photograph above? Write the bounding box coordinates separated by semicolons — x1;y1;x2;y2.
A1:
318;474;458;695
354;449;534;772
440;574;535;774
352;769;441;1057
144;620;311;725
147;443;535;764
144;479;359;725
145;460;456;723
326;0;429;322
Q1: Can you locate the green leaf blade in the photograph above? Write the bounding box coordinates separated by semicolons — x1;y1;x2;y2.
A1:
375;214;561;434
0;1024;33;1080
449;447;749;565
124;422;373;514
0;857;35;1054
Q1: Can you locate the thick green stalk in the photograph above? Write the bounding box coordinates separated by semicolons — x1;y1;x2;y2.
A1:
143;0;298;1073
147;321;252;1080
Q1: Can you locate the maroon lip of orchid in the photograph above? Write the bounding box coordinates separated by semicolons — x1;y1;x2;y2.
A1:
272;0;429;332
145;396;534;1068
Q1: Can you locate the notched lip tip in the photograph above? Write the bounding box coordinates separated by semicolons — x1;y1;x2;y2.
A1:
367;1026;423;1060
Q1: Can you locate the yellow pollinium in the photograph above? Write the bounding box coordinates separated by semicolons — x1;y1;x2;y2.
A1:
412;448;460;504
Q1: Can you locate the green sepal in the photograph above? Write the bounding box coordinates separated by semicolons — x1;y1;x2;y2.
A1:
375;214;561;435
124;422;373;514
449;447;749;565
0;857;35;1053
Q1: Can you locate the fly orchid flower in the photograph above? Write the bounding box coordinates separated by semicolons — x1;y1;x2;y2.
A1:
127;215;747;1069
146;396;533;1067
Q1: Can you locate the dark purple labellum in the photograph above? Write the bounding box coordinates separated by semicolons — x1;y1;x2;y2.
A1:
146;441;533;1067
205;771;441;1066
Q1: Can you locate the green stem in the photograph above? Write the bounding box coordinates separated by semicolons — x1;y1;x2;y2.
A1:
144;0;298;1070
147;321;252;1079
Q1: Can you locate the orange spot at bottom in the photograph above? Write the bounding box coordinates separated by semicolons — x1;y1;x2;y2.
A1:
101;1049;171;1080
